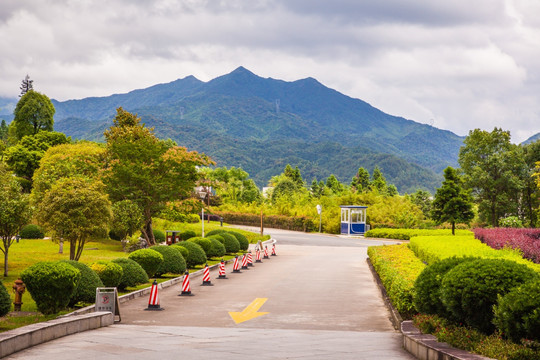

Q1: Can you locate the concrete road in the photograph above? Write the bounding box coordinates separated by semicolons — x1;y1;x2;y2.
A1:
6;229;414;360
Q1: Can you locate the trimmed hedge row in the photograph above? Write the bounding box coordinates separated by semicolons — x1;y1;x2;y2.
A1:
365;228;472;240
213;211;316;232
367;244;426;318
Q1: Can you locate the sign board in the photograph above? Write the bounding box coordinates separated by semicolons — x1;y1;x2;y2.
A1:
95;287;121;322
316;204;322;214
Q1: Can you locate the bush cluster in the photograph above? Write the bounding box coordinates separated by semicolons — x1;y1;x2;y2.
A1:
111;258;149;290
91;260;123;287
61;260;104;306
187;237;212;254
179;230;196;241
0;282;11;316
227;231;249;251
172;241;206;268
20;224;45;239
153;229;166;243
206;237;226;258
213;211;316;232
150;245;186;276
21;261;81;314
217;232;240;254
473;228;540;264
366;228;471;240
128;249;164;278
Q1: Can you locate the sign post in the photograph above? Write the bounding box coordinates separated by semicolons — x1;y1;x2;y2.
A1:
95;287;121;322
316;204;322;233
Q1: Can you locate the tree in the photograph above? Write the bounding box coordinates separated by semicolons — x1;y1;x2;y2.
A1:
521;141;540;227
0;164;32;276
350;167;370;193
102;108;212;246
36;177;112;261
458;128;523;227
19;75;34;97
111;200;143;240
409;189;433;218
284;164;303;187
431;167;474;235
12;91;55;140
370;166;388;193
325;174;344;195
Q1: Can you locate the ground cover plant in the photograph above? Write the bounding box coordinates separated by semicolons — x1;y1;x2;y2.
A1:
365;228;472;240
473;228;540;264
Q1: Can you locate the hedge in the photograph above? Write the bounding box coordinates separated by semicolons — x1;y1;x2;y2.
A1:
227;231;249;251
206;237;226;258
20;224;45;239
365;228;472;240
128;248;164;278
150;245;186;276
187;237;212;255
172;241;207;268
0;282;11;316
367;244;425;318
90;260;123;287
217;232;240;254
111;258;149;290
213;211;316;232
60;260;104;306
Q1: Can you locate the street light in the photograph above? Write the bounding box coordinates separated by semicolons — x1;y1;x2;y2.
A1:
199;191;207;237
316;204;322;233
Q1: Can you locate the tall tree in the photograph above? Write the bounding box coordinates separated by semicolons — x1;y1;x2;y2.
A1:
370;166;388;193
409;189;433;218
431;167;474;235
325;174;344;195
458;128;523;227
36;177;112;261
12;91;55;140
19;75;34;97
521;141;540;227
102;108;212;245
350;167;370;193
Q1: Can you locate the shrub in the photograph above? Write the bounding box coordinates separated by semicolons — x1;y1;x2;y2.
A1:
367;244;426;317
172;244;189;259
441;258;539;333
186;214;200;223
179;230;196;240
206;229;226;237
0;282;11;316
473;228;540;264
499;216;524;228
413;257;477;317
150;245;186;276
20;224;45;239
227;231;249;251
493;278;540;343
207;237;226;258
187;237;212;255
111;258;149;290
21;261;81;314
128;249;164;278
60;260;104;306
218;232;240;254
90;260;123;287
173;241;207;268
153;229;166;243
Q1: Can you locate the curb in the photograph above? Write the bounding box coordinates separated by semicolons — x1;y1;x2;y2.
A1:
0;312;113;358
366;258;495;360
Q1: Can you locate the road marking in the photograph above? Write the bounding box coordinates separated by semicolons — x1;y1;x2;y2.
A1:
229;298;269;324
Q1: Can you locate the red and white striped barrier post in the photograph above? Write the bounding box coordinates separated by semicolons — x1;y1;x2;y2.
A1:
217;259;227;279
232;255;242;273
201;264;213;286
255;249;262;263
263;245;270;259
271;243;277;256
145;280;164;311
241;253;249;270
247;251;254;267
179;270;194;296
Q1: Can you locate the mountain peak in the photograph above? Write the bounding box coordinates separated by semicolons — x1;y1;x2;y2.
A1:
230;66;254;76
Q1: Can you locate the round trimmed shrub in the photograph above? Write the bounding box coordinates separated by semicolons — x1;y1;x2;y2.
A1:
187;237;212;255
153;229;166;243
173;241;207;268
219;232;240;254
493;278;540;342
441;258;538;333
128;249;164;278
20;224;45;239
413;257;477;317
172;244;189;260
207;237;226;258
111;258;149;290
60;260;104;306
227;231;249;251
21;261;81;314
179;230;196;240
0;282;11;316
90;261;123;287
150;245;186;276
206;229;226;237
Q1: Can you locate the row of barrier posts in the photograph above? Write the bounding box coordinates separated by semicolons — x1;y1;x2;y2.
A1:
145;241;277;311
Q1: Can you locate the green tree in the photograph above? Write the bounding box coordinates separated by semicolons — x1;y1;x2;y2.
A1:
283;164;303;187
350;167;370;192
458;128;523;227
325;174;344;195
271;178;297;204
370;166;387;193
521;140;540;226
409;189;433;218
0;164;32;276
36;177;112;261
431;167;474;234
111;200;143;240
19;75;34;97
102;108;211;245
12;91;55;140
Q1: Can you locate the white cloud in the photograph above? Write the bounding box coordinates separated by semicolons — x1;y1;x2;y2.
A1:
0;0;539;143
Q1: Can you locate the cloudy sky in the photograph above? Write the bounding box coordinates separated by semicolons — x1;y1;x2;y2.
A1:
1;0;539;143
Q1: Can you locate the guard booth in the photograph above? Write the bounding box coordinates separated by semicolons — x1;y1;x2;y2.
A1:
166;230;181;245
340;205;368;235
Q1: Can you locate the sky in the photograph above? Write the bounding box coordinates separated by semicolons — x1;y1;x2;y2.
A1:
1;0;539;143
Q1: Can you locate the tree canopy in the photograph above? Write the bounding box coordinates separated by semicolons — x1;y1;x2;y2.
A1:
12;91;55;140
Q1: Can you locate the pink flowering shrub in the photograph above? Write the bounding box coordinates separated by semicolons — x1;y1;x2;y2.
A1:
473;228;540;264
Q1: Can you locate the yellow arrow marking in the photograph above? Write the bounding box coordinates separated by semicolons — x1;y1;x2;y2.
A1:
229;298;269;324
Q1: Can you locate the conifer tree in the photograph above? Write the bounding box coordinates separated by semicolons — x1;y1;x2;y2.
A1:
19;74;33;97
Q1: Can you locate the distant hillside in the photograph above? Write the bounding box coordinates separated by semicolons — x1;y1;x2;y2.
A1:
523;133;540;145
30;67;469;192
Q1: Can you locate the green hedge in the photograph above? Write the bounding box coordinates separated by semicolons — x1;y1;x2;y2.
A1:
90;260;123;288
111;258;149;290
207;237;226;258
217;232;240;254
0;282;11;316
227;231;249;251
20;224;45;239
365;228;472;240
150;245;186;276
367;244;425;318
153;229;166;243
172;241;207;268
187;237;212;255
21;261;81;314
214;211;316;232
60;260;104;306
179;230;196;240
128;249;164;278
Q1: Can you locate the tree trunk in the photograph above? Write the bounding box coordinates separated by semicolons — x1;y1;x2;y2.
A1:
451;221;455;235
4;248;9;277
141;215;155;246
69;239;75;260
58;240;63;254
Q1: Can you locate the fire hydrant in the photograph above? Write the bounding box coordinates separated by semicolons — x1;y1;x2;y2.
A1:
12;279;25;311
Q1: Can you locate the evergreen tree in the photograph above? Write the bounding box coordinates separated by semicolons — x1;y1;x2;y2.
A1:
325;174;344;194
370;166;387;193
432;167;474;235
19;74;33;97
350;167;370;192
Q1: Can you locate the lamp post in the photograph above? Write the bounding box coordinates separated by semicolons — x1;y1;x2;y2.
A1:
316;204;322;233
199;191;207;237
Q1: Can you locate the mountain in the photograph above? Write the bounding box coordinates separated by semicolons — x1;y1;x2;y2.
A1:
38;67;467;192
523;133;540;145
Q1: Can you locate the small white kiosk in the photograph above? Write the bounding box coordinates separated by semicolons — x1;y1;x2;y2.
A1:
340;205;368;235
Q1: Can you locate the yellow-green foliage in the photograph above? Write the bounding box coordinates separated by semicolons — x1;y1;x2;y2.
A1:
409;235;540;272
367;244;426;317
366;228;472;240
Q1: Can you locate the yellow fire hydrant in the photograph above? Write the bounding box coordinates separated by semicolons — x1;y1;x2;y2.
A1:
12;278;25;311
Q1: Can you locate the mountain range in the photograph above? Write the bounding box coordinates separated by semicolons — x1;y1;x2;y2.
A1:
0;67;507;193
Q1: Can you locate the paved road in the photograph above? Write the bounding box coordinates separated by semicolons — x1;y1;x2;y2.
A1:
7;229;414;360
